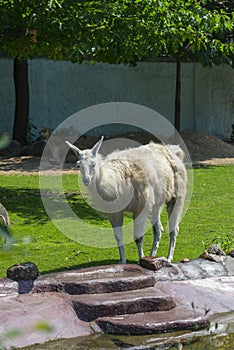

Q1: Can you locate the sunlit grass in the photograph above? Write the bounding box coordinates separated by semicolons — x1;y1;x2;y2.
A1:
0;166;233;277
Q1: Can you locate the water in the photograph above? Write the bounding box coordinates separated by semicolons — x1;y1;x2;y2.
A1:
22;333;234;350
22;313;234;349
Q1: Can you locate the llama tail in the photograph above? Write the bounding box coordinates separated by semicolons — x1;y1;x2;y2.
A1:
167;145;185;161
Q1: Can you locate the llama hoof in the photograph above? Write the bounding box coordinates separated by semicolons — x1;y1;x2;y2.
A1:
119;260;126;264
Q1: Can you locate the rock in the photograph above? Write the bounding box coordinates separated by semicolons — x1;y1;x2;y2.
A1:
155;258;228;281
206;244;226;256
199;251;224;263
7;262;40;281
139;256;172;271
1;260;234;348
180;258;190;263
0;140;22;157
95;306;210;335
199;244;226;263
0;277;18;297
23;139;46;157
33;264;156;295
71;288;176;322
228;249;234;257
0;293;90;349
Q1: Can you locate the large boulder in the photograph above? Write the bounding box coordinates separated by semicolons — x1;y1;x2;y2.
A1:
7;262;40;281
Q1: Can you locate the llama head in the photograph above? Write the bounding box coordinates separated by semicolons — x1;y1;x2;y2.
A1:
66;136;104;186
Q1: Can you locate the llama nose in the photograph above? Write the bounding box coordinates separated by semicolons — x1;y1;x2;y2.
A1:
83;178;90;186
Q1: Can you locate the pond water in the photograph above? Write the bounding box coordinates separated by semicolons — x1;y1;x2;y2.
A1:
23;313;234;350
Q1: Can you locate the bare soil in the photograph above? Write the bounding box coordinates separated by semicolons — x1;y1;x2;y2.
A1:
181;129;234;165
0;130;233;175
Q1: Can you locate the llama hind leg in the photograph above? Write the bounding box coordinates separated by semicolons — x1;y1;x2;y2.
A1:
150;206;164;257
150;218;163;257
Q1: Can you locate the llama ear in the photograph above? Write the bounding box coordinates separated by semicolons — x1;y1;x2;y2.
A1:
91;136;104;157
65;141;81;156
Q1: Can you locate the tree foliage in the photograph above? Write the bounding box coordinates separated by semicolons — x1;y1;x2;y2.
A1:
0;0;233;66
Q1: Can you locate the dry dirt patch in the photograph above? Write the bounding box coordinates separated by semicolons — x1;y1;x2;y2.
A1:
181;129;234;165
0;130;233;175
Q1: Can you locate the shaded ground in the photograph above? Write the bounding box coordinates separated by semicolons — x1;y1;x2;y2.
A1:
0;156;76;175
0;130;233;175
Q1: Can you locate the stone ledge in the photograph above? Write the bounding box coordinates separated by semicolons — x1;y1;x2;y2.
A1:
71;287;176;322
32;264;156;295
96;307;210;335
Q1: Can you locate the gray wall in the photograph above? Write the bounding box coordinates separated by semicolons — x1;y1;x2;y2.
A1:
194;64;234;139
0;58;233;140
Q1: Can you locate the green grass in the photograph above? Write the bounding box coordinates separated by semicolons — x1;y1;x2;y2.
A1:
0;166;233;278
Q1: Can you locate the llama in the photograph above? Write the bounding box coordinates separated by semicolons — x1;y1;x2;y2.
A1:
66;137;187;264
0;202;12;245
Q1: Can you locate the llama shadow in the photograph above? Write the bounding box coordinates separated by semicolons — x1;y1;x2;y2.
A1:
40;259;138;276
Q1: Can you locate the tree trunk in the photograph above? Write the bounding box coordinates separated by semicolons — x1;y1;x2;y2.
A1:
13;58;29;145
174;59;181;133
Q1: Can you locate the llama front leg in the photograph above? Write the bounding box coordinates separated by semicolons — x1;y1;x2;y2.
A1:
109;214;126;264
135;236;144;259
134;213;147;260
113;226;126;264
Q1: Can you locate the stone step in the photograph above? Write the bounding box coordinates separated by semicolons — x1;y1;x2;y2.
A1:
33;264;155;295
70;287;176;322
95;306;210;335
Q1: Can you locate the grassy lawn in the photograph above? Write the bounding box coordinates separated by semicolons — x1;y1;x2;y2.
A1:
0;166;233;278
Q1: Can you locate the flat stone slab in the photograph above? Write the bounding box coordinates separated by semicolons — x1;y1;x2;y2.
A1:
0;278;18;297
153;257;234;281
0;292;90;349
96;306;210;335
32;264;156;295
71;287;176;321
155;276;234;316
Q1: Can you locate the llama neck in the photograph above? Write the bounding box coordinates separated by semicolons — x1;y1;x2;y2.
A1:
92;154;103;184
89;155;118;204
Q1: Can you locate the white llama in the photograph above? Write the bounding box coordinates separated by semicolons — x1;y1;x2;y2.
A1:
66;137;187;264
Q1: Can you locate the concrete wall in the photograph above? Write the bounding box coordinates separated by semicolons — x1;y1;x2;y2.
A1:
194;64;234;139
0;58;233;140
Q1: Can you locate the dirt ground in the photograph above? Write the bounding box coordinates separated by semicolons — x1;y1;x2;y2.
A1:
0;129;233;175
